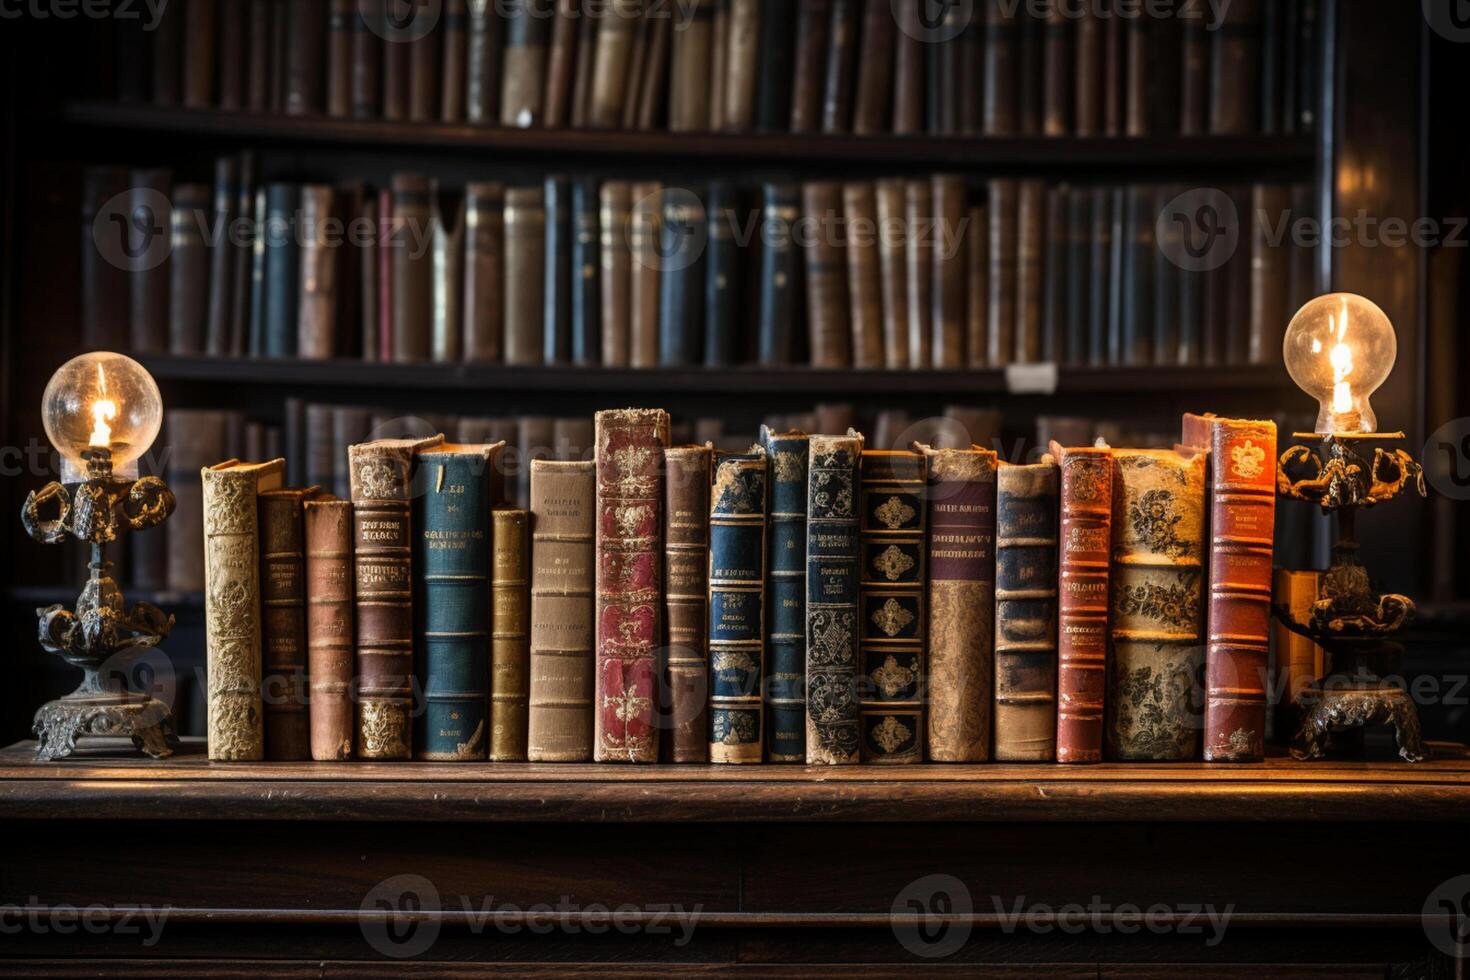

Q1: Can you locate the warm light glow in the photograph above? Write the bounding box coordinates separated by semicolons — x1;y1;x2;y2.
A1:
41;352;163;483
1282;293;1396;434
1328;300;1354;416
88;364;117;448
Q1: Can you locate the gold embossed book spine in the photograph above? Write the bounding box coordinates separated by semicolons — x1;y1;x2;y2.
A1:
1105;449;1207;760
708;448;768;763
805;432;863;765
1053;444;1113;764
202;458;286;761
491;508;532;760
858;449;927;763
760;426;810;762
665;444;713;762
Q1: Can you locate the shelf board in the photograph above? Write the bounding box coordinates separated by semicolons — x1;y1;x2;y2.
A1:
61;101;1317;175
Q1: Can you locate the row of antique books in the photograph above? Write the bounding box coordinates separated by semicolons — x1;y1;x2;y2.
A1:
200;406;1309;765
111;0;1315;138
81;162;1311;370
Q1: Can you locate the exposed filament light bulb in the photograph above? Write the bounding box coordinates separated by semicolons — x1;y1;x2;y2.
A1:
1282;292;1396;434
88;363;117;448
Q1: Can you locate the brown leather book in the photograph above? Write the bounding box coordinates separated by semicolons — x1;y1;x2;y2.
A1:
204;458;286;761
1179;0;1208;134
931;174;967;369
127;168;172;354
820;0;857;132
1249;183;1291;364
628;183;661;367
664;444;713;762
333;408;373;499
463;181;505;363
389;175;432;362
298;185;339;359
1042;5;1069;135
709;0;729;130
619;6;651;129
380;0;408;118
843;182;884;370
802;181;851;368
350;434;444;760
431;189;466;363
788;0;830;131
983;0;1019;135
874;179;909;369
919;444;998;762
543;0;578;126
205;159;238;358
245;0;270;110
327;0;352;116
635;12;671;129
466;0;503;123
668;0;712;131
1209;0;1262;134
167;182;209;355
1051;443;1112;764
965;202;990;368
502;0;550;126
589;0;639;127
305;498;355;760
569;5;598;126
904;179;933;368
183;0;218;108
1073;5;1101;136
1124;14;1149;136
259;486;321;761
284;0;326;115
600;181;632;367
1102;7;1123;136
348;0;381;117
527;460;596;761
408;11;442;121
439;0;468;120
504;185;547;365
1015;179;1045;364
891;5;923;135
723;0;761;130
986;178;1018;366
490;508;532;761
850;0;894;134
216;0;247;109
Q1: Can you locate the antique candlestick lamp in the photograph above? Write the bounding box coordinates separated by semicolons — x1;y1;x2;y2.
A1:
21;352;177;760
1274;293;1427;761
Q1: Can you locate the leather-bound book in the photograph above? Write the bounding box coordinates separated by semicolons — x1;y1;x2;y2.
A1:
440;0;468;121
543;176;572;364
709;448;768;763
150;0;181;105
1106;449;1206;760
931;174;967;369
634;12;672;128
379;0;409;118
1122;14;1149;136
490;508;532;760
758;427;808;762
802;181;850;368
1152;186;1182;365
305;498;355;760
501;0;549;126
1015;180;1045;364
1179;0;1207;133
1041;187;1067;363
723;0;760;129
875;180;910;369
350;434;444;760
593;408;671;762
527;459;597;761
1041;5;1070;135
709;0;730;130
1273;568;1323;736
983;0;1019;135
297;185;339;359
920;444;998;762
904;179;933;368
466;0;503;122
658;187;707;365
628;183;661;367
333;407;372;499
569;6;597;125
349;0;381;118
806;433;862;764
167;410;228;593
954;16;982;134
431;190;466;363
850;0;894;134
1198;417;1277;762
505;186;547;365
407;8;443;120
1071;5;1101;135
589;0;639;127
986;178;1018;367
788;0;830;131
1017;8;1043;134
842;183;883;370
753;0;796;131
571;178;602;365
599;181;632;367
857;450;926;764
1086;185;1111;366
1064;188;1090;365
388;175;431;362
1209;0;1262;134
283;0;326;115
757;182;799;366
993;456;1058;761
1119;185;1155;366
259;485;321;761
327;0;352;117
247;186;266;352
704;182;738;366
1101;9;1123;135
168;182;209;356
1249;183;1291;364
891;5;923;135
463;181;505;362
182;0;218;108
965;202;990;367
1050;443;1111;764
820;0;857;132
412;443;501;761
543;0;577;127
664;445;713;762
669;0;713;131
228;153;257;357
204;458;285;761
262;183;302;358
244;0;271;111
126;168;172;353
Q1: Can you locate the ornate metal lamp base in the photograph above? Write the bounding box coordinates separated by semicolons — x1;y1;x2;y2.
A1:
33;685;177;762
1291;683;1426;763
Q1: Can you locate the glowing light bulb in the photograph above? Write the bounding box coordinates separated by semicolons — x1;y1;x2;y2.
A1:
1282;292;1396;434
88;363;118;448
42;352;163;483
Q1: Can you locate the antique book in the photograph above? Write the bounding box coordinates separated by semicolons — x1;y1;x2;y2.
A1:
1273;568;1323;735
1106;449;1207;760
664;445;713;762
1119;185;1155;366
261;182;302;357
326;0;352;117
389;175;432;362
965;202;990;367
127;167;172;353
820;0;858;132
504;185;547;365
986;178;1018;366
920;444;998;762
466;0;503;123
1052;444;1113;764
350;434;444;760
858;450;927;764
491;508;532;761
296;185;339;359
704;182;738;366
931;174;967;368
994;456;1059;762
1041;4;1069;135
599;181;632;367
1210;0;1262;134
658;187;706;365
283;0;325;114
413;443;501;761
593;408;671;762
463;181;505;362
441;0;468;120
1015;179;1046;364
167;182;209;355
891;5;923;134
757;182;799;366
258;485;320;761
760;427;808;762
905;180;933;368
349;0;382;117
722;0;759;129
430;190;466;363
501;0;549;126
1200;417;1278;762
543;0;578;126
709;448;768;763
983;0;1019;135
850;0;894;134
1072;8;1102;134
753;0;796;130
803;181;851;368
669;0;713;131
528;459;597;761
543;176;573;364
204;157;238;357
634;12;671;129
709;0;729;130
843;182;883;370
305;497;355;760
874;179;910;369
1179;0;1208;133
1087;186;1112;365
628;182;661;367
589;0;639;126
806;432;863;764
203;458;286;761
788;0;830;131
569;178;602;364
1064;188;1090;364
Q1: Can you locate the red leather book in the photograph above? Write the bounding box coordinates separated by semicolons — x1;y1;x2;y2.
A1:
1051;443;1112;763
593;408;671;762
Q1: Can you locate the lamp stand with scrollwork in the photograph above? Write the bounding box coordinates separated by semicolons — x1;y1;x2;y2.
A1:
1274;432;1428;762
21;446;179;761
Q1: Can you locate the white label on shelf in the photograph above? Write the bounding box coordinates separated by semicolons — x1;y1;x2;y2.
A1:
1004;362;1059;395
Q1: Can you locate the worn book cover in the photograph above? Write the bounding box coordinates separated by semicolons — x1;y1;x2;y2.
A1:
761;427;809;762
805;432;863;764
709;448;768;763
665;445;713;762
1052;443;1113;763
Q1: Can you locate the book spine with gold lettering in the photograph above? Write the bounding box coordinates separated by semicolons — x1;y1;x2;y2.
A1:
760;427;809;762
665;445;713;762
805;432;862;764
491;508;531;760
708;448;767;763
994;456;1059;761
1053;444;1113;763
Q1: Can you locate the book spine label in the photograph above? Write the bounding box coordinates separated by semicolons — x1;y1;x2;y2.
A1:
708;450;767;763
994;459;1060;761
923;447;998;762
665;446;713;762
858;451;927;764
491;509;531;760
593;408;670;761
259;490;311;760
203;466;269;761
1204;420;1277;761
762;430;809;762
805;433;862;764
1056;447;1113;763
306;499;355;761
